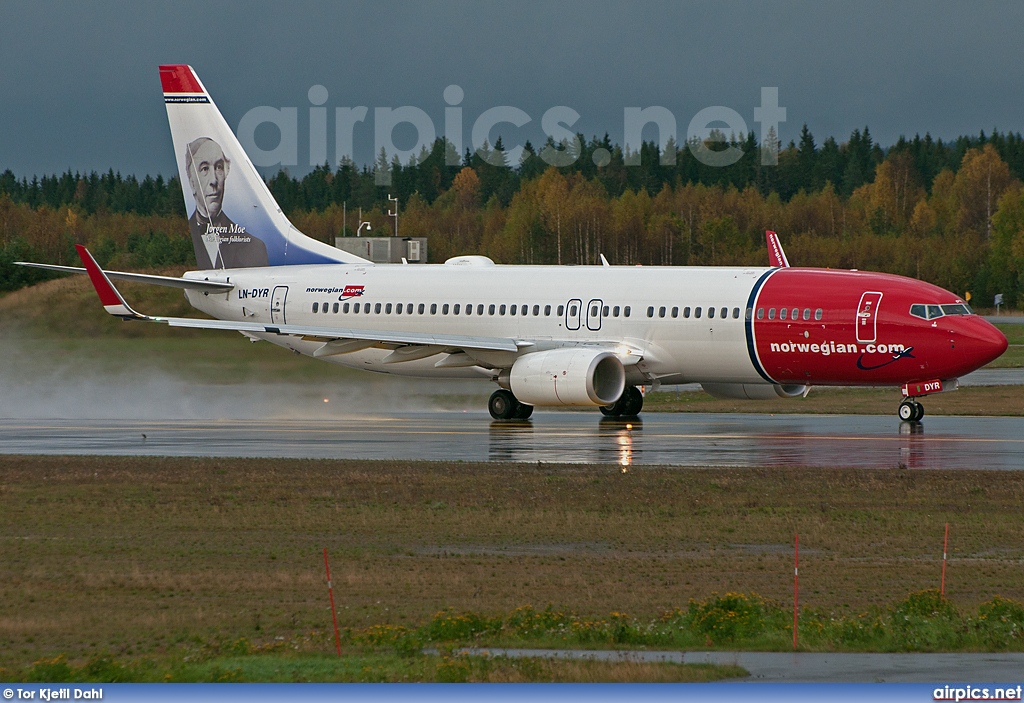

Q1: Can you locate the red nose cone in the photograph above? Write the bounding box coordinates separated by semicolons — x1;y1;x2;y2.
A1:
962;320;1008;371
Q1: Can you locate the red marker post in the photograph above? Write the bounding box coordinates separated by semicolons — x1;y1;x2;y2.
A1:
793;533;799;651
940;523;949;597
323;547;342;656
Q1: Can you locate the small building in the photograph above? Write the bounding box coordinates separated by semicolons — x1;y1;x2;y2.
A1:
334;237;428;264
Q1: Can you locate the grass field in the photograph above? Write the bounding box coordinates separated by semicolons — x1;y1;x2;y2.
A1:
1;456;1023;680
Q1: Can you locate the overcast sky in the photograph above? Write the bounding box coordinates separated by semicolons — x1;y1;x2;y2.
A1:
2;0;1023;179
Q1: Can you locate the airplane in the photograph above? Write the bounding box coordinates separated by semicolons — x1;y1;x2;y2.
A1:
18;65;1008;422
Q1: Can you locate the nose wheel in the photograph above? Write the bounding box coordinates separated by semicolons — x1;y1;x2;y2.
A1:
898;399;924;422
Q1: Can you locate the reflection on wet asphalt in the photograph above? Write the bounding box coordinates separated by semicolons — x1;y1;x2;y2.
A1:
2;412;1023;469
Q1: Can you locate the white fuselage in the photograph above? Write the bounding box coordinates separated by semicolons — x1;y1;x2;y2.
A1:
184;260;768;386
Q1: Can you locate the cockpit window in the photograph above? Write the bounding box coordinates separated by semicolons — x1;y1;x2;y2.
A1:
941;303;972;316
910;302;974;320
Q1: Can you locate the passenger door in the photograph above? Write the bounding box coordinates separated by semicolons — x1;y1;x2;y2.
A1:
856;291;882;343
271;285;289;324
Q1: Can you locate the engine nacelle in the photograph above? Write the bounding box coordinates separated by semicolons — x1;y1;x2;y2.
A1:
701;382;807;400
509;349;626;406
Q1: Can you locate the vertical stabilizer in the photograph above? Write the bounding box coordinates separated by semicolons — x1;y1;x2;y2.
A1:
160;65;370;269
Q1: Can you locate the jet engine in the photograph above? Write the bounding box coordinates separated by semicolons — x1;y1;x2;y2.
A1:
507;349;626;406
701;382;807;400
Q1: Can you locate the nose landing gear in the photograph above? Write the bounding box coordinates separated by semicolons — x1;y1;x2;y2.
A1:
898;399;924;422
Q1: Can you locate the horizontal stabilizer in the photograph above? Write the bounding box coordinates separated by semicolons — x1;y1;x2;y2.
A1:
14;261;233;292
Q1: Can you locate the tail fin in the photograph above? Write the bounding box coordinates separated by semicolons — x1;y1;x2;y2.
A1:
160;65;370;269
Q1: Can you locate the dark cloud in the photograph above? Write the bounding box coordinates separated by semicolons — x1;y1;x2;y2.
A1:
1;0;1022;177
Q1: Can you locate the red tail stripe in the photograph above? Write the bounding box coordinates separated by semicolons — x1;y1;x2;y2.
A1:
159;65;203;94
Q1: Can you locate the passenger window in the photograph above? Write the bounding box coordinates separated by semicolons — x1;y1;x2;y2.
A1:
499;304;506;315
647;306;655;318
312;302;319;313
418;303;425;314
671;306;678;318
768;308;775;320
802;308;810;320
545;305;552;316
658;306;666;318
757;308;764;319
396;303;403;314
814;308;823;321
354;303;360;313
568;305;576;316
521;305;527;315
477;304;484;315
324;302;330;313
683;306;690;318
442;304;449;314
613;306;620;317
792;308;799;320
744;307;751;320
780;308;787;320
430;303;437;314
343;303;350;313
624;306;631;317
733;308;741;319
488;304;495;315
365;304;371;314
533;305;540;316
374;303;382;314
695;306;702;318
592;305;600;317
332;302;338;313
466;304;472;315
557;305;564;316
708;307;715;319
386;303;393;314
453;304;460;314
511;304;518;316
603;305;609;316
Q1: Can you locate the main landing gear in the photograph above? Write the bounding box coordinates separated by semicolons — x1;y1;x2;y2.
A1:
600;386;644;418
898;398;925;422
488;389;534;420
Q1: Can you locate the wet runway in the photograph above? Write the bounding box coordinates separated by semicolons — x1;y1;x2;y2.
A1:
3;412;1023;469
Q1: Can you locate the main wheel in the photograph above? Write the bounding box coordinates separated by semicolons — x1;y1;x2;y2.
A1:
619;386;644;417
513;402;534;419
488;389;519;420
898;400;916;421
600;401;622;417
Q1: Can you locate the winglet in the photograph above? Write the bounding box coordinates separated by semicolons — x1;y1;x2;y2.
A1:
766;230;790;268
75;245;146;318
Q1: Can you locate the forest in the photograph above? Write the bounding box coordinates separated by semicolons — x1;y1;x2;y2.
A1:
2;126;1024;308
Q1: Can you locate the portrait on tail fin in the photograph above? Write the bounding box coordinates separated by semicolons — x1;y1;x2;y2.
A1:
185;137;268;269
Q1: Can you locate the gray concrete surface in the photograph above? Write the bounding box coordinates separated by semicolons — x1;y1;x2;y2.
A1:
458;648;1024;682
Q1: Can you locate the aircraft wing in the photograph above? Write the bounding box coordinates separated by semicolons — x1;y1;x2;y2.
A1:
14;261;234;293
73;245;520;354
